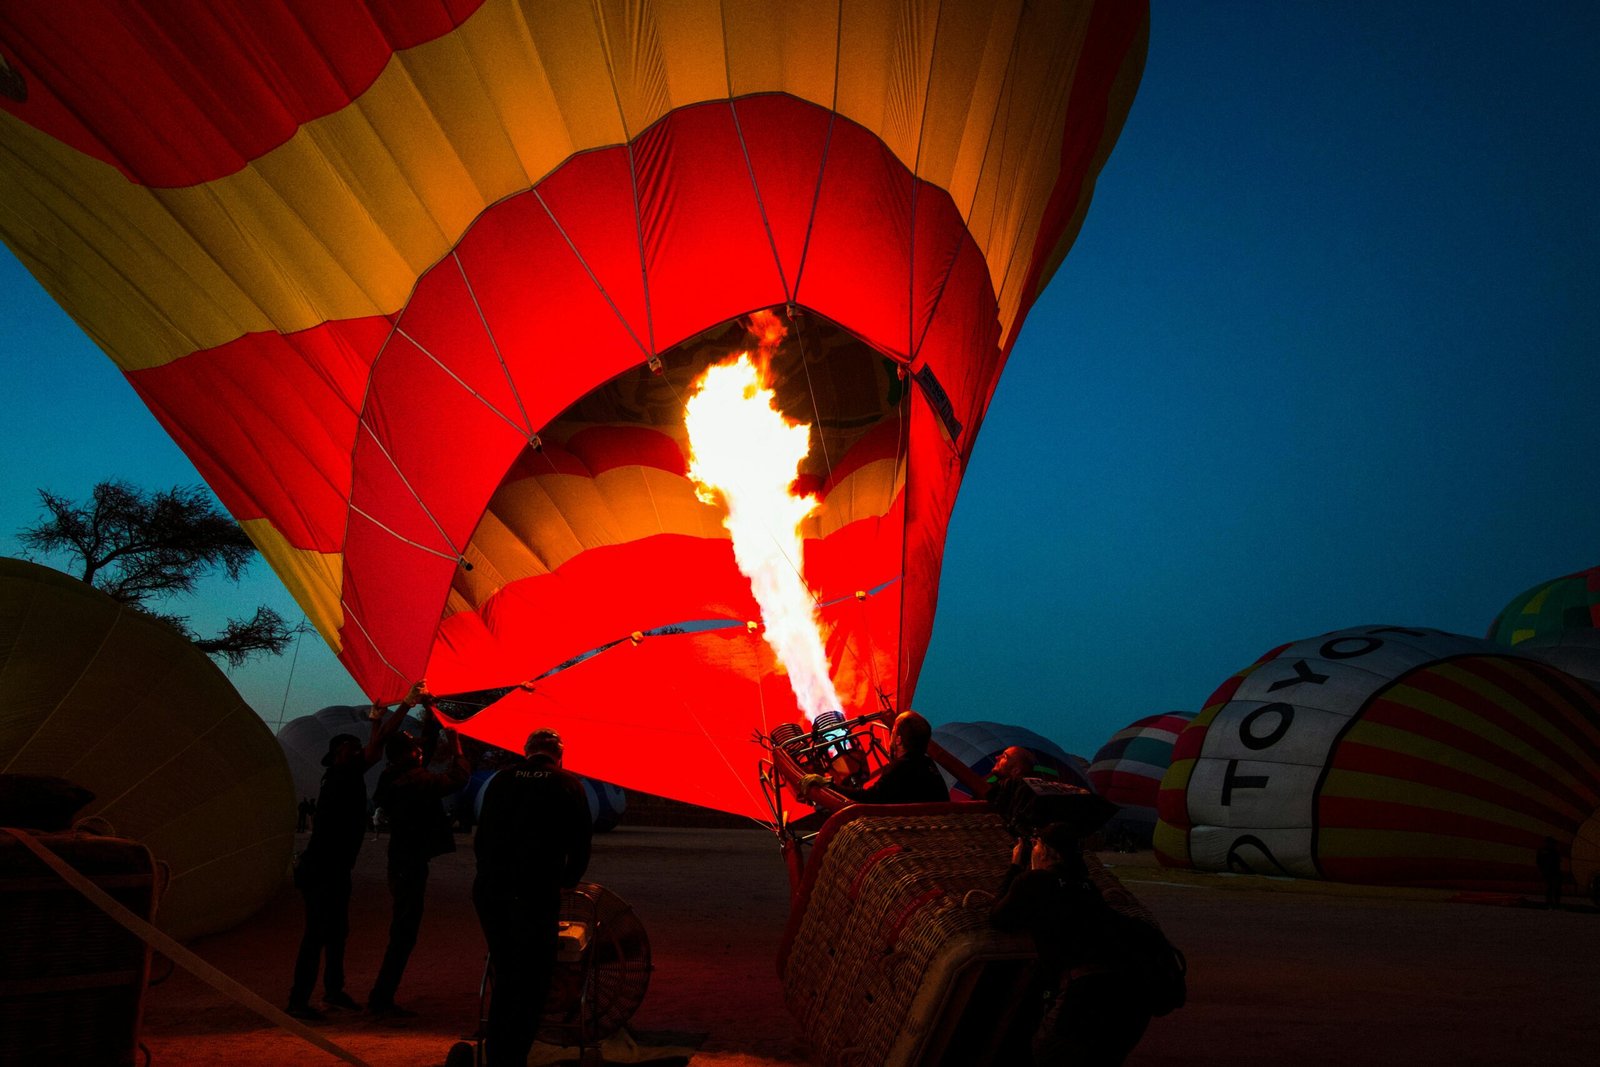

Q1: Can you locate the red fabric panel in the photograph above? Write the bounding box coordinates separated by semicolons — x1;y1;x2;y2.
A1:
635;103;788;352
804;495;905;606
355;331;529;551
395;256;534;434
425;497;904;700
446;627;795;821
914;232;1003;454
340;508;461;701
452;191;647;431
793;114;913;358
426;535;759;696
896;394;959;705
446;599;904;819
732;95;833;303
533;147;653;352
125;318;388;549
1007;0;1148;352
0;0;485;186
563;426;687;476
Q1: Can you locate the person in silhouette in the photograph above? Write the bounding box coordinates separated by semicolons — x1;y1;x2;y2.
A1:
1536;836;1563;909
286;691;415;1020
472;728;593;1067
366;687;470;1019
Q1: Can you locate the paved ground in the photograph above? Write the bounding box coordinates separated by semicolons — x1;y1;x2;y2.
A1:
138;827;1598;1066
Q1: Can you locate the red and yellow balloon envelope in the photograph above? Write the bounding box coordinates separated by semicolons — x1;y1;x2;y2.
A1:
1156;626;1600;892
0;1;1148;820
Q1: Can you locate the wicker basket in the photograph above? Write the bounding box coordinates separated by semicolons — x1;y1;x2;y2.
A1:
778;803;1043;1067
0;830;157;1066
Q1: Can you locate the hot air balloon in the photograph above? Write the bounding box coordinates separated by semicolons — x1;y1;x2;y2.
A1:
931;720;1093;798
1487;566;1600;647
0;558;293;938
1088;711;1195;846
0;1;1147;822
1156;626;1600;891
1488;567;1600;694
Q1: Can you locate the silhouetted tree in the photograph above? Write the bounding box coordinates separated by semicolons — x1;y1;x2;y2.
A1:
19;480;294;666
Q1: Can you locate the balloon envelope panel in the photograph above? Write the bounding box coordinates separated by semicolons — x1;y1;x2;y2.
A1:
0;559;293;939
1088;711;1196;843
1487;566;1600;647
278;705;424;804
0;1;1149;818
1157;626;1600;891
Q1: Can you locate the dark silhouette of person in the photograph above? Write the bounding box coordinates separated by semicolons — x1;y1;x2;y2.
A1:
297;796;311;833
990;822;1150;1065
366;686;470;1019
799;710;948;804
472;728;593;1067
286;694;414;1020
1536;836;1563;909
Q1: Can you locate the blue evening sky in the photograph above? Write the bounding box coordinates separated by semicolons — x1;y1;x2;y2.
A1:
1;3;1596;756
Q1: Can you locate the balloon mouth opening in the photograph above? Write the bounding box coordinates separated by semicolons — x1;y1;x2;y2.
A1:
442;304;911;691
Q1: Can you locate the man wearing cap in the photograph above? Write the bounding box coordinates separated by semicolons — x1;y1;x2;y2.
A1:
366;687;472;1019
286;686;418;1020
473;728;593;1067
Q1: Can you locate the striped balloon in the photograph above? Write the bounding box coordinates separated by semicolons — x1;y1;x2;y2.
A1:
1156;626;1600;891
1088;711;1196;843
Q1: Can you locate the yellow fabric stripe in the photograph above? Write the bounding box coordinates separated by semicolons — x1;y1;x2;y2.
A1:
242;520;344;653
446;455;902;618
1340;719;1585;824
1376;675;1597;806
0;0;1132;370
1317;827;1531;866
1320;768;1565;840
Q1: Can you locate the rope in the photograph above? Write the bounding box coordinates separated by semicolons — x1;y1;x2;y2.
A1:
1;828;370;1067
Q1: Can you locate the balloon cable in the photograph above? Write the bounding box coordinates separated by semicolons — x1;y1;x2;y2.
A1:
274;622;306;733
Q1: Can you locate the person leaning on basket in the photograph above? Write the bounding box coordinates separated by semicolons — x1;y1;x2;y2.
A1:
796;710;949;804
472;728;593;1067
286;685;416;1021
988;822;1151;1066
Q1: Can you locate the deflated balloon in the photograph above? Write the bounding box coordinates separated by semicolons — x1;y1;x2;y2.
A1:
0;558;293;939
0;1;1147;820
1088;711;1195;844
1157;626;1600;891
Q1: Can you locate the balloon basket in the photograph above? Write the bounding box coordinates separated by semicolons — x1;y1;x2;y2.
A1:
775;804;1037;1066
0;830;159;1066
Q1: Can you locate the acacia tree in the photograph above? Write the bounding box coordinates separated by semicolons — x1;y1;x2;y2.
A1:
18;480;295;666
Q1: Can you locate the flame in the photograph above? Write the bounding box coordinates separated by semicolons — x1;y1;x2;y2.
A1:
685;313;841;723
